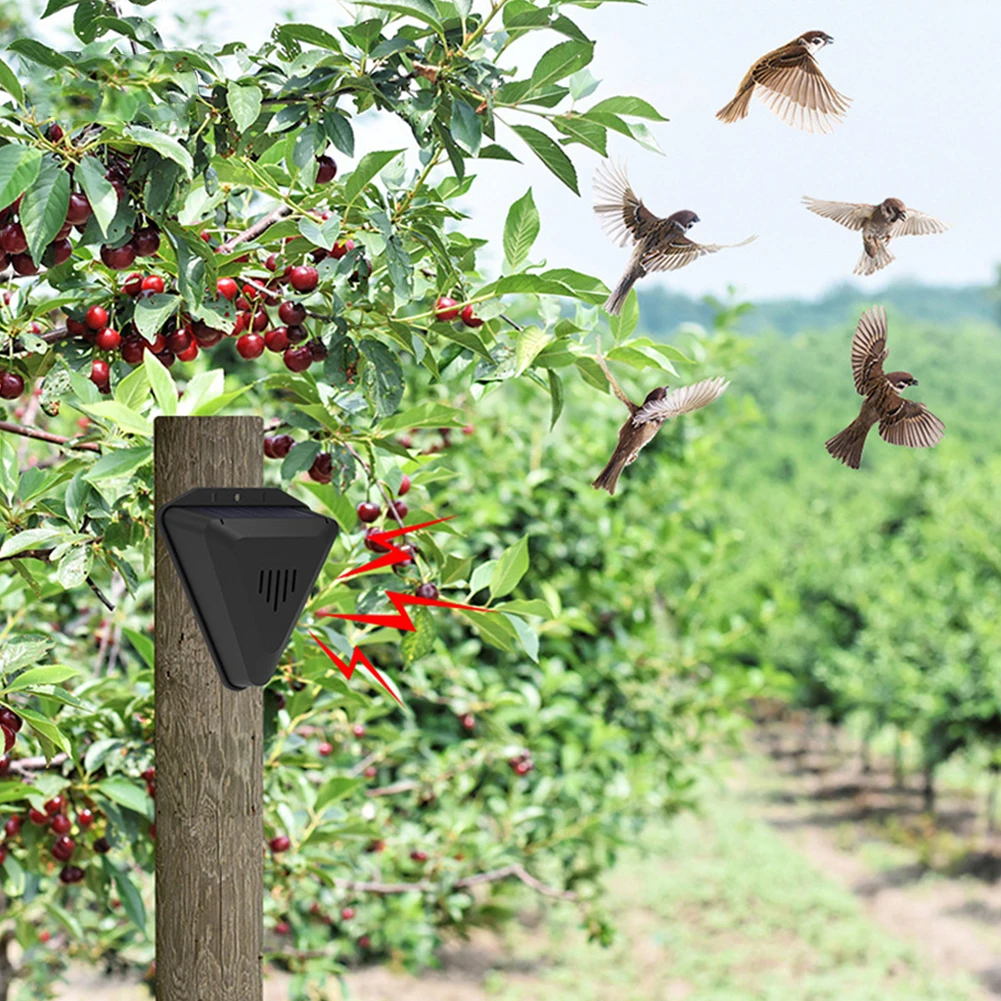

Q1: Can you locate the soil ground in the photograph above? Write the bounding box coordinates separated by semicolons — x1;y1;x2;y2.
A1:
42;723;1001;1001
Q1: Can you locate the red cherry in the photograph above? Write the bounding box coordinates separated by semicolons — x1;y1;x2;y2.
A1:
191;321;224;347
51;814;72;835
175;341;199;362
269;834;291;854
147;333;166;354
140;274;165;294
0;844;6;865
434;296;460;321
269;434;294;458
77;809;95;827
462;424;474;435
310;246;328;263
132;226;161;258
289;266;318;293
285;324;309;344
357;502;380;523
166;329;192;354
120;338;146;365
58;865;85;884
217;277;239;300
514;760;532;775
275;920;290;935
122;272;143;296
315;155;337;184
460;713;475;730
460;303;483;328
278;301;306;325
46;238;73;266
0;223;27;254
44;795;65;816
409;850;428;863
37;929;50;943
318;742;333;757
29;807;49;826
10;253;38;276
308;453;333;484
389;500;408;519
93;836;111;854
200;229;212;243
85;305;109;330
141;767;155;781
363;766;377;778
65;192;92;226
52;835;76;862
397;474;411;496
264;328;290;352
352;724;366;738
0;373;24;401
340;906;355;920
66;316;89;337
101;242;136;270
330;239;355;260
236;333;265;359
4;816;20;838
251;310;268;333
89;359;110;388
363;528;389;554
265;253;279;272
95;327;121;352
358;935;372;949
415;582;439;601
283;347;312;372
366;839;385;853
0;755;9;775
46;123;64;143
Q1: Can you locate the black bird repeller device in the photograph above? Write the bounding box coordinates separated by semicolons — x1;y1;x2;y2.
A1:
155;487;338;691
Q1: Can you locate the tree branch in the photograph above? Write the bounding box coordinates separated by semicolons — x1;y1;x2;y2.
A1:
7;752;69;778
217;206;293;254
0;421;101;452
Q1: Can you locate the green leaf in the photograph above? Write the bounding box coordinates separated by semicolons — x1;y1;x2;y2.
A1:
552;114;607;156
569;68;601;101
514;326;553;376
0;637;51;673
122;626;154;670
107;860;147;934
227;81;262;132
133;293;181;343
165;223;214;307
281;440;321;481
0;433;17;501
83;445;152;483
401;606;434;665
468;559;496;597
465;609;517;652
54;544;92;590
8;39;72;69
505;612;539;662
530;40;594;92
0;781;34;805
75;155;118;237
20;156;70;262
609;289;639;341
315;776;361;813
510;125;579;193
343;150;404;206
450;99;481;155
0;145;42;217
0;526;67;559
490;537;529;599
3;852;25;896
176;369;223;415
322;109;354;156
16;707;72;757
97;777;153;818
587;95;668;121
124;125;193;178
0;56;24;106
379;401;466;434
82;401;153;438
298;213;340;251
276;22;343;50
478;144;520;162
359;338;404;418
3;664;81;691
547;369;564;429
503;188;540;269
492;274;575;297
357;0;443;32
143;348;178;416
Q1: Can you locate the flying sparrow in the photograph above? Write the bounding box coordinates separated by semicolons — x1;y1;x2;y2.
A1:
593;162;756;316
826;306;944;469
592;338;729;495
717;30;850;133
803;196;951;276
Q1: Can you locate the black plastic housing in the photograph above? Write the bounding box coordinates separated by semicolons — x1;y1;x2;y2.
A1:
155;487;338;690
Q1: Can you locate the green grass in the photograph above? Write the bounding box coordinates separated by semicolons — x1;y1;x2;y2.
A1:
486;793;981;1001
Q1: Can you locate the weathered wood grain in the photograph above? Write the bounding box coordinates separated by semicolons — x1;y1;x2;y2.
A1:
154;416;264;1001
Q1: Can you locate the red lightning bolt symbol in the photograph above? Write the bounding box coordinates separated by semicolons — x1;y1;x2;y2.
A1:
309;516;494;704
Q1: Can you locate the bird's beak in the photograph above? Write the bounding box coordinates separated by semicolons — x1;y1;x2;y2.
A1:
912;379;919;386
826;36;834;43
899;211;907;221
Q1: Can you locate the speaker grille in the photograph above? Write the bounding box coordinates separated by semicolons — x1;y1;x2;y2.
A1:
258;568;298;612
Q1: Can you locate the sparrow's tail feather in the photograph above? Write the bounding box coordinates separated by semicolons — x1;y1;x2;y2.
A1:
854;240;894;276
716;85;754;123
604;263;644;316
592;452;629;495
825;417;871;469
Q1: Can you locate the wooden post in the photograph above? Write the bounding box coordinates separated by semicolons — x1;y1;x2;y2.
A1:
154;416;264;1001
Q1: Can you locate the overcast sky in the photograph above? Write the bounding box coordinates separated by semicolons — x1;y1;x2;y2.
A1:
101;1;1001;300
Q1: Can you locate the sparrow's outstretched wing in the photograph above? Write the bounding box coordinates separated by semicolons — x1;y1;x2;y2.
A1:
850;306;889;395
879;399;945;448
802;197;874;231
594;337;638;415
641;234;757;274
753;52;851;134
890;209;951;238
593;162;657;248
632;377;730;426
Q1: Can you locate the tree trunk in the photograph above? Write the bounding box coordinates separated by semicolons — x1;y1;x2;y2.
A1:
155;416;264;1001
922;764;936;815
0;918;14;1001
